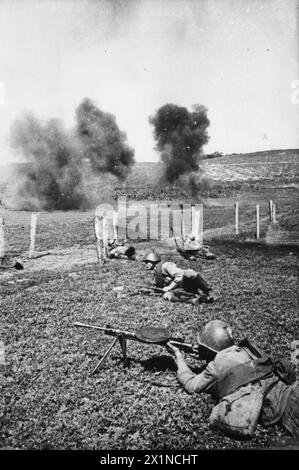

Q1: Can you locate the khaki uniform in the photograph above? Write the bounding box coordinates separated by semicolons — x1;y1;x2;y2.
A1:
155;262;211;294
177;342;299;436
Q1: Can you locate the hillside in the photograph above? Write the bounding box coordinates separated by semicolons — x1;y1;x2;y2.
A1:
204;149;299;182
1;149;298;204
86;148;299;201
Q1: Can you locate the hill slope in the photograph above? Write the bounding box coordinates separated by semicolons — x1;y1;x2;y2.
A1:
1;149;298;204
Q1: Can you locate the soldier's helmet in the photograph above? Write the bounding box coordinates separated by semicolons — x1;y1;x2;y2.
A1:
142;250;161;264
197;320;234;353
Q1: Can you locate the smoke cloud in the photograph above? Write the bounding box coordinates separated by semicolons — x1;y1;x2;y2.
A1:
75;98;135;180
10;114;86;210
149;103;210;183
8;99;135;210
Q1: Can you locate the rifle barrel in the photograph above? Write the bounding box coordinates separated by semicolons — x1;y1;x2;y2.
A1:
74;322;137;340
74;322;204;358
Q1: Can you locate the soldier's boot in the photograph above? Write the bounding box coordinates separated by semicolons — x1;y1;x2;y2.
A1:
201;246;216;260
202;290;219;303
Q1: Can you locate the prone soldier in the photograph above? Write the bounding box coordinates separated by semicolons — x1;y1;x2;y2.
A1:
108;239;136;260
167;320;299;438
141;250;217;305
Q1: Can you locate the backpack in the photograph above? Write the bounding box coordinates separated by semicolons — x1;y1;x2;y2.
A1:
209;381;264;439
208;339;295;439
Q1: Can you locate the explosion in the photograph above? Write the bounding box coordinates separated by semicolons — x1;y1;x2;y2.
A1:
149;103;210;184
8;99;135;210
75;98;135;180
10;114;86;210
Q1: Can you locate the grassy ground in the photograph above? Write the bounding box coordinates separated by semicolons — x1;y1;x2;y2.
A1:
1;239;298;450
0;150;298;449
0;185;298;255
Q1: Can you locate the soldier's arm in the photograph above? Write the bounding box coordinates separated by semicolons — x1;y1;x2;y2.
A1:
162;262;184;291
169;345;217;393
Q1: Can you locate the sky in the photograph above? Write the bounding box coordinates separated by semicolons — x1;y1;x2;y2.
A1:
0;0;298;164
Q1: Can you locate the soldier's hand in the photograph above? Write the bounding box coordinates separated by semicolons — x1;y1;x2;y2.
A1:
162;286;171;292
166;342;181;357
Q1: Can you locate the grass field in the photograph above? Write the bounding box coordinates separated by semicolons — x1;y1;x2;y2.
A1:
1;240;298;450
0;149;299;450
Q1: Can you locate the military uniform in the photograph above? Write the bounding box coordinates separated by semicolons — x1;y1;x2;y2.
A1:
176;340;299;436
109;245;135;259
153;261;213;303
154;261;211;294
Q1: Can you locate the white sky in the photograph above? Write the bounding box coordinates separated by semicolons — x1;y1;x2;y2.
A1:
0;0;298;163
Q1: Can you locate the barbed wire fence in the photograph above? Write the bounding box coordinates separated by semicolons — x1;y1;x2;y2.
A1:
0;200;279;265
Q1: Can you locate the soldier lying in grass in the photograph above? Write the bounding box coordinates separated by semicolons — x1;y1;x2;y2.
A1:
182;234;216;260
167;320;299;439
142;249;217;305
108;239;136;260
174;231;216;261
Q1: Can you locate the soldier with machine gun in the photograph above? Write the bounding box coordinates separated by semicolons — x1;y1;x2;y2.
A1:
167;319;299;439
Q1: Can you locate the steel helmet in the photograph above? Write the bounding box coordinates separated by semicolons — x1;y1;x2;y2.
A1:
197;320;234;353
142;250;161;263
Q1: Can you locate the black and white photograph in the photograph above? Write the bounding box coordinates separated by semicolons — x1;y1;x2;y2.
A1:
0;0;298;454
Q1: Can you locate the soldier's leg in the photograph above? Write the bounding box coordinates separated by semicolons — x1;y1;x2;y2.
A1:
163;291;193;304
172;290;199;305
183;269;211;294
194;273;211;294
163;292;180;303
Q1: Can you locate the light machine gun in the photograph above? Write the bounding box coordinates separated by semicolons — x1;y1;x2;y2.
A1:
74;322;216;375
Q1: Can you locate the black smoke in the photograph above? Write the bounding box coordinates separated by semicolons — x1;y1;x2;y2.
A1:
10;114;86;210
75;98;135;180
9;99;135;210
149;103;209;183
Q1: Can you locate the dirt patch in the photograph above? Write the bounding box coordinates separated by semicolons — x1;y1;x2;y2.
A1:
0;241;176;280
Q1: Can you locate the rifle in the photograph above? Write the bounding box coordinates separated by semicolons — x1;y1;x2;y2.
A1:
130;285;197;299
130;286;165;296
74;322;213;375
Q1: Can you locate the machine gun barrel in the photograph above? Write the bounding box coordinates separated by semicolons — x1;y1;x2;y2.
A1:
74;322;208;373
74;322;137;341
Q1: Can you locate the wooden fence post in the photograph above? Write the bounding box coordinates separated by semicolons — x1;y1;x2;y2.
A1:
0;217;5;262
168;203;172;241
191;205;202;243
113;210;118;241
256;204;260;239
269;200;273;223
95;216;104;265
179;203;185;239
196;206;202;244
28;213;39;258
272;203;276;224
102;216;109;259
235;202;239;235
191;204;195;236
